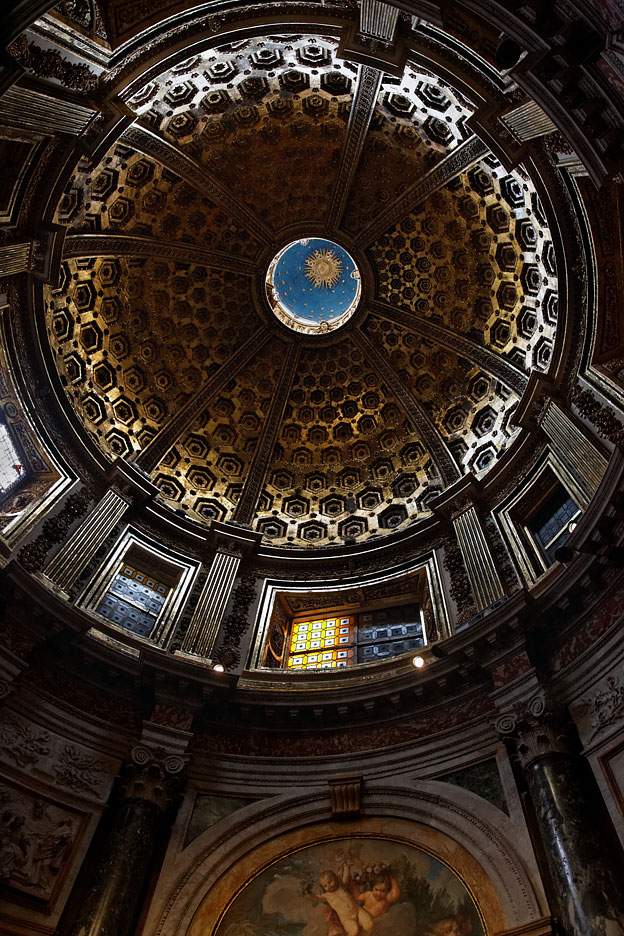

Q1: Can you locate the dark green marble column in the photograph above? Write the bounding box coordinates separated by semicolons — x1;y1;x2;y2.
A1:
66;747;185;936
498;696;624;936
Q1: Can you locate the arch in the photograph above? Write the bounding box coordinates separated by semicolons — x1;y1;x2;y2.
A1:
145;783;545;936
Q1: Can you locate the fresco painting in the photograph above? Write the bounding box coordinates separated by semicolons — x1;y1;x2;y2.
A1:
214;837;486;936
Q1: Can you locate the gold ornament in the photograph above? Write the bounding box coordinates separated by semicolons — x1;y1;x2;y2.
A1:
304;248;343;289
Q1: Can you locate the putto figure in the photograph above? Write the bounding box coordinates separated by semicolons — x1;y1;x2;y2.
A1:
305;868;375;935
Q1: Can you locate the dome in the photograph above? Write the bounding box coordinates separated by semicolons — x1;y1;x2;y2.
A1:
2;5;624;936
44;35;559;547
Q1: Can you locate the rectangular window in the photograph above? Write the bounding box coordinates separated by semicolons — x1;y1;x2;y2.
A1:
529;486;580;566
95;563;171;638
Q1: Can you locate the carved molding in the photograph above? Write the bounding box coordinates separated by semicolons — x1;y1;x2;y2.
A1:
579;674;624;743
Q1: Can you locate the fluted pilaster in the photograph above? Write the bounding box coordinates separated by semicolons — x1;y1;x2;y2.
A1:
180;547;242;658
44;488;130;592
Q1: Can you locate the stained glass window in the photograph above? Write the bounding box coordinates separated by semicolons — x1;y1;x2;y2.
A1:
286;603;424;670
96;563;170;637
0;423;24;495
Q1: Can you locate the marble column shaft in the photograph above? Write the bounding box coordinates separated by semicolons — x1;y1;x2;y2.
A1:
65;751;185;936
68;798;163;936
180;548;241;657
498;697;624;936
44;488;130;592
524;753;624;936
453;505;505;611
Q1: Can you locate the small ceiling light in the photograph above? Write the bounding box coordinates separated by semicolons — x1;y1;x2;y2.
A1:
412;655;425;669
213;663;225;672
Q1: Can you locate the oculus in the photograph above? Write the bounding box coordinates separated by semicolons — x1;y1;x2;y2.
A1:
266;237;361;335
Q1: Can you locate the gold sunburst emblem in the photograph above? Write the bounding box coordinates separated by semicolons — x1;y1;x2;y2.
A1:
304;248;343;289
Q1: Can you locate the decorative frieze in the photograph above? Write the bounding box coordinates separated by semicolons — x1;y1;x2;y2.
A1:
8;35;98;92
442;535;476;625
18;486;93;573
212;573;257;670
572;386;624;447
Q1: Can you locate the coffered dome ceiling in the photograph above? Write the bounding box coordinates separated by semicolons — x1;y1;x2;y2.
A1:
44;33;560;547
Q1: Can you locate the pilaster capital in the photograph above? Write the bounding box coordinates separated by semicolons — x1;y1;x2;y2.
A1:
116;743;187;814
429;473;483;522
115;721;192;813
209;519;263;557
495;691;575;770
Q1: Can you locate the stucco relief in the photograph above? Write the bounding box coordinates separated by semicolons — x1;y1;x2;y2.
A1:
572;672;624;745
0;709;116;802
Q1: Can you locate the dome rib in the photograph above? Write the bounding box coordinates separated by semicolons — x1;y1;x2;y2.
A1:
368;300;528;396
122;124;274;247
136;325;273;474
353;135;489;249
326;64;382;234
353;329;461;486
63;233;258;275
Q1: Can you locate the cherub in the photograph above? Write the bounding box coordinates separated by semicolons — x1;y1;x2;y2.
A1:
305;869;374;936
351;871;401;920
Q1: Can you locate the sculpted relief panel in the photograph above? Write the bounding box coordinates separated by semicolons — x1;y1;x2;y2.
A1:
0;781;83;903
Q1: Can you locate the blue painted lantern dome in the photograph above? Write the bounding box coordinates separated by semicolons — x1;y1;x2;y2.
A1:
266;238;361;334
